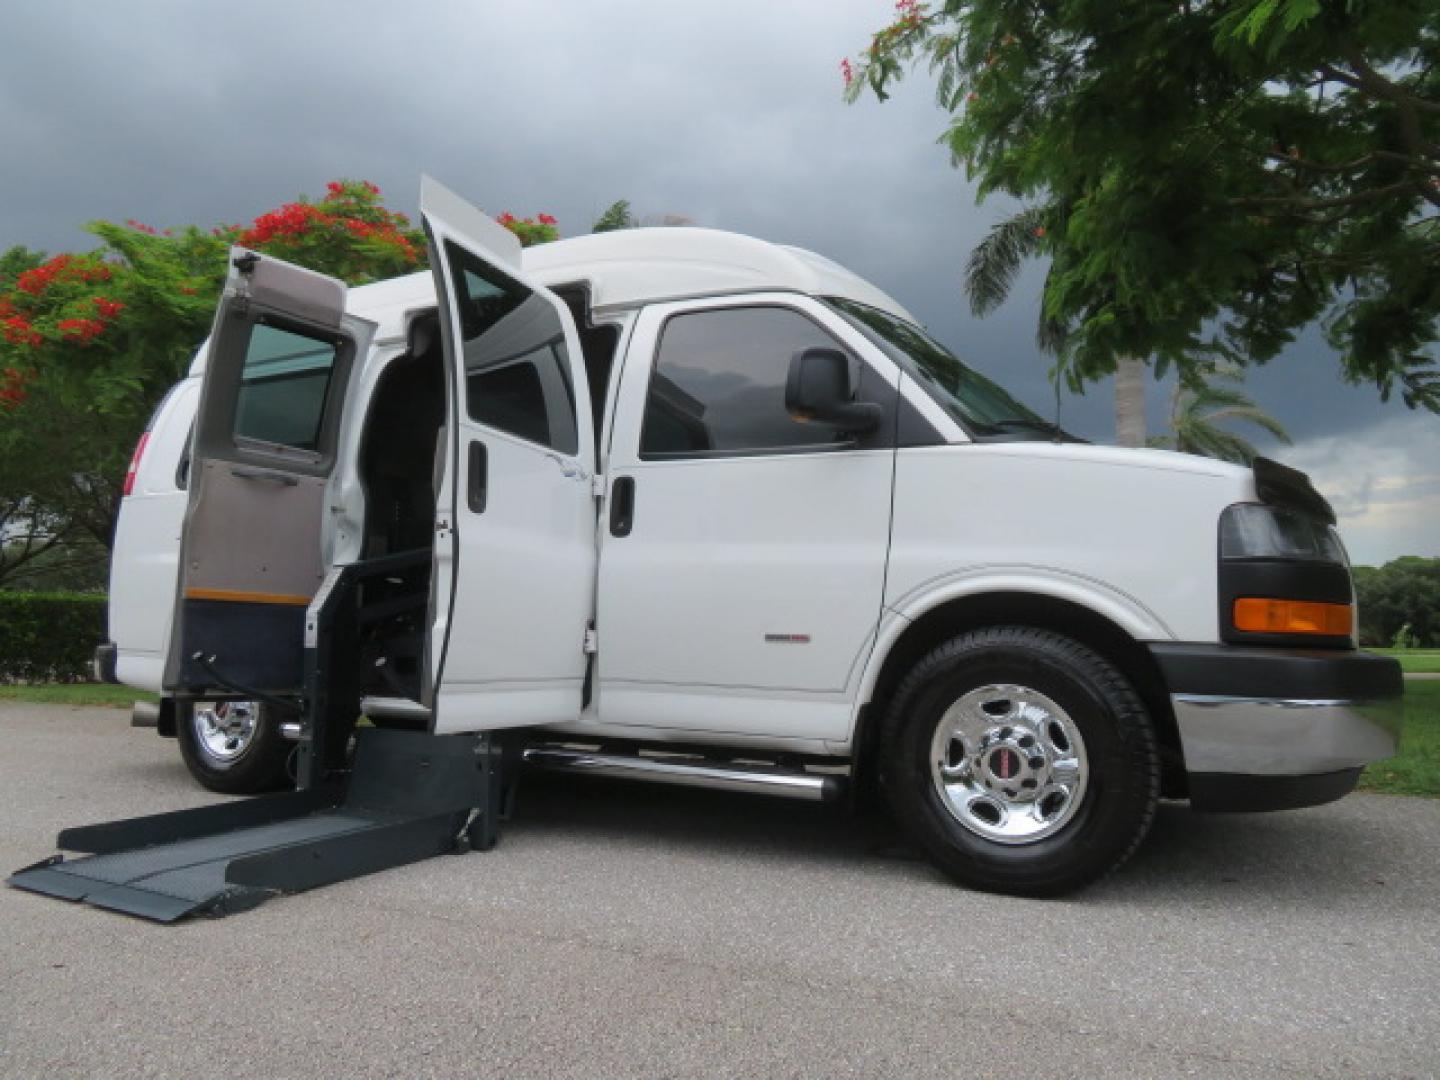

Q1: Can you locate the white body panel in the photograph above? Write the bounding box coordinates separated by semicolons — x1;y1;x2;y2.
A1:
592;293;898;742
882;444;1254;643
110;378;200;690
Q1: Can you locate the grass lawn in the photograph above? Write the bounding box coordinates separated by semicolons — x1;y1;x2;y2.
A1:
0;683;158;708
1359;680;1439;798
1371;648;1440;674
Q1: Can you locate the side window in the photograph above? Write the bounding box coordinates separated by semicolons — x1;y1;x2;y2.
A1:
640;306;871;458
446;241;578;455
234;322;340;451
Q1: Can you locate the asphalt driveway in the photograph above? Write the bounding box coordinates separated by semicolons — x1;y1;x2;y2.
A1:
1;702;1437;1078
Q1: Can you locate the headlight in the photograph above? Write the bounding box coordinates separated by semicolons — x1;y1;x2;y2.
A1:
1219;504;1348;564
1218;504;1354;646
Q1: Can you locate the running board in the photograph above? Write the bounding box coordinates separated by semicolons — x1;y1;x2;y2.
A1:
8;728;503;922
521;746;846;803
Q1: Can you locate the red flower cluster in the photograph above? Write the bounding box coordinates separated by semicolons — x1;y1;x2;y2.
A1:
840;58;855;88
235;183;419;264
327;180;381;199
238;201;329;246
15;254;112;296
93;297;125;319
0;366;28;409
58;318;106;343
497;212;558;228
3;315;42;348
125;219;159;235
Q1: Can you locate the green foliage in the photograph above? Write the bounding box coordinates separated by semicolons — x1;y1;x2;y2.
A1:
846;0;1440;410
495;212;560;247
1353;557;1440;646
1149;364;1291;464
0;181;565;556
1358;680;1440;798
592;199;638;233
0;592;106;683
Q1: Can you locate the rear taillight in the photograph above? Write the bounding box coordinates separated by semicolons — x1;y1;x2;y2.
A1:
122;431;150;497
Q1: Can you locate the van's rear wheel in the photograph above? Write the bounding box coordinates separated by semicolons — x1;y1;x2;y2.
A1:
178;700;291;794
882;627;1159;897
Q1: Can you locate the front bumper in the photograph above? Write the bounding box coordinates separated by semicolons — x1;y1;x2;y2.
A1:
1150;644;1403;811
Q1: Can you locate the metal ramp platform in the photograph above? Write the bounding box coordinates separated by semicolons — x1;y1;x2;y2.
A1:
8;727;503;922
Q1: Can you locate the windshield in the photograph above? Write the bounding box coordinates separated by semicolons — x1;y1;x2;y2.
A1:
824;297;1069;440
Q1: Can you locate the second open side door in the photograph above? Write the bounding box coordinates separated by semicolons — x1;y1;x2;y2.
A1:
420;177;597;733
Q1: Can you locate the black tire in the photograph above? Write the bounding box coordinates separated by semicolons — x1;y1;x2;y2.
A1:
881;626;1159;897
177;700;292;795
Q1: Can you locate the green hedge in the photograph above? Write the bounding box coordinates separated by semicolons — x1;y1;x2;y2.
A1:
0;592;106;684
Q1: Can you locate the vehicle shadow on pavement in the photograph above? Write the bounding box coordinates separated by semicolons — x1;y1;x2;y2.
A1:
509;773;1424;908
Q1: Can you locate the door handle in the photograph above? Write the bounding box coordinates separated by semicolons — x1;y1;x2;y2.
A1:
468;440;487;513
546;453;586;481
609;476;635;537
230;466;298;486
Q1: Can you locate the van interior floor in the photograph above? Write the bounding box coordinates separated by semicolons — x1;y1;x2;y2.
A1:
7;727;504;922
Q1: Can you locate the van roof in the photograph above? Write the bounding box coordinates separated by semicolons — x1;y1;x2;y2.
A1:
347;226;914;343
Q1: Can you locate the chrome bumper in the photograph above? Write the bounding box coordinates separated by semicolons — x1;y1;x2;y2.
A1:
1173;694;1402;776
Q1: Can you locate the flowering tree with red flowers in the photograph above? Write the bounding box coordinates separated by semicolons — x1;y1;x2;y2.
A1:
0;181;563;585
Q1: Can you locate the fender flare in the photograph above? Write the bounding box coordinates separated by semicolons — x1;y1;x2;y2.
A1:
844;566;1176;747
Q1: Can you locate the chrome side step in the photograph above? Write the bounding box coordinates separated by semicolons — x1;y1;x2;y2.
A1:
360;696;433;723
521;746;845;803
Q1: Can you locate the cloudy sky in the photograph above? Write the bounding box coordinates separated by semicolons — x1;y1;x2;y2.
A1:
2;0;1434;564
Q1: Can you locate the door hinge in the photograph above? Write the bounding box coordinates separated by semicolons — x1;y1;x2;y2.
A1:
583;627;598;654
591;474;605;499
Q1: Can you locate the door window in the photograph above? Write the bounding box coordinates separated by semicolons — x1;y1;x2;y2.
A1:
234;322;340;451
640;306;878;458
446;242;578;455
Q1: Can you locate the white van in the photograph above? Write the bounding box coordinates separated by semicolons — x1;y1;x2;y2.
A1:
97;178;1403;896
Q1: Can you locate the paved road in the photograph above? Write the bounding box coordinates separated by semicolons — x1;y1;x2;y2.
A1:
1;703;1437;1079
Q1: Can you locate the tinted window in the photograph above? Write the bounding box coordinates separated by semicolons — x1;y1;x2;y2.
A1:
447;242;577;455
234;322;338;451
641;307;867;458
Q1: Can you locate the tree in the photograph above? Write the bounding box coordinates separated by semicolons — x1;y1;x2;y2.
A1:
592;200;638;232
1148;365;1291;463
1352;557;1440;646
846;0;1440;413
0;182;562;577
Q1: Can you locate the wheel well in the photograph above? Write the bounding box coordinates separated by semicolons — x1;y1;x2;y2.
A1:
861;593;1187;798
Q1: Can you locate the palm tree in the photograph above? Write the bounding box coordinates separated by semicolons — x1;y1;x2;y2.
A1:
1148;366;1291;464
965;209;1150;444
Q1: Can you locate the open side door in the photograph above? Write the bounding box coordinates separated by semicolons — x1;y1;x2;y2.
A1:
165;250;372;695
420;177;597;733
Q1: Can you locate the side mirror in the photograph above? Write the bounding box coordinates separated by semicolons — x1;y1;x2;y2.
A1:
784;347;883;434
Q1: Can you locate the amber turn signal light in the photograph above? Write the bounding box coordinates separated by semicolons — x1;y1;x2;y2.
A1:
1233;598;1353;636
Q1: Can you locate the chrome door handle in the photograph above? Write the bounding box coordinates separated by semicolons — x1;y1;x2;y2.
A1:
231;466;298;486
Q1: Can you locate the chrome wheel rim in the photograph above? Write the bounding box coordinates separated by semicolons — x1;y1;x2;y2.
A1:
929;684;1088;845
193;701;260;767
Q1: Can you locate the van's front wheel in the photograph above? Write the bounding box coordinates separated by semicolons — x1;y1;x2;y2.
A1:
882;627;1159;896
177;699;291;794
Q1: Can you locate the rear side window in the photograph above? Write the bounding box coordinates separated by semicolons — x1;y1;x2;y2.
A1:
234;322;339;451
445;241;578;456
640;306;863;458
